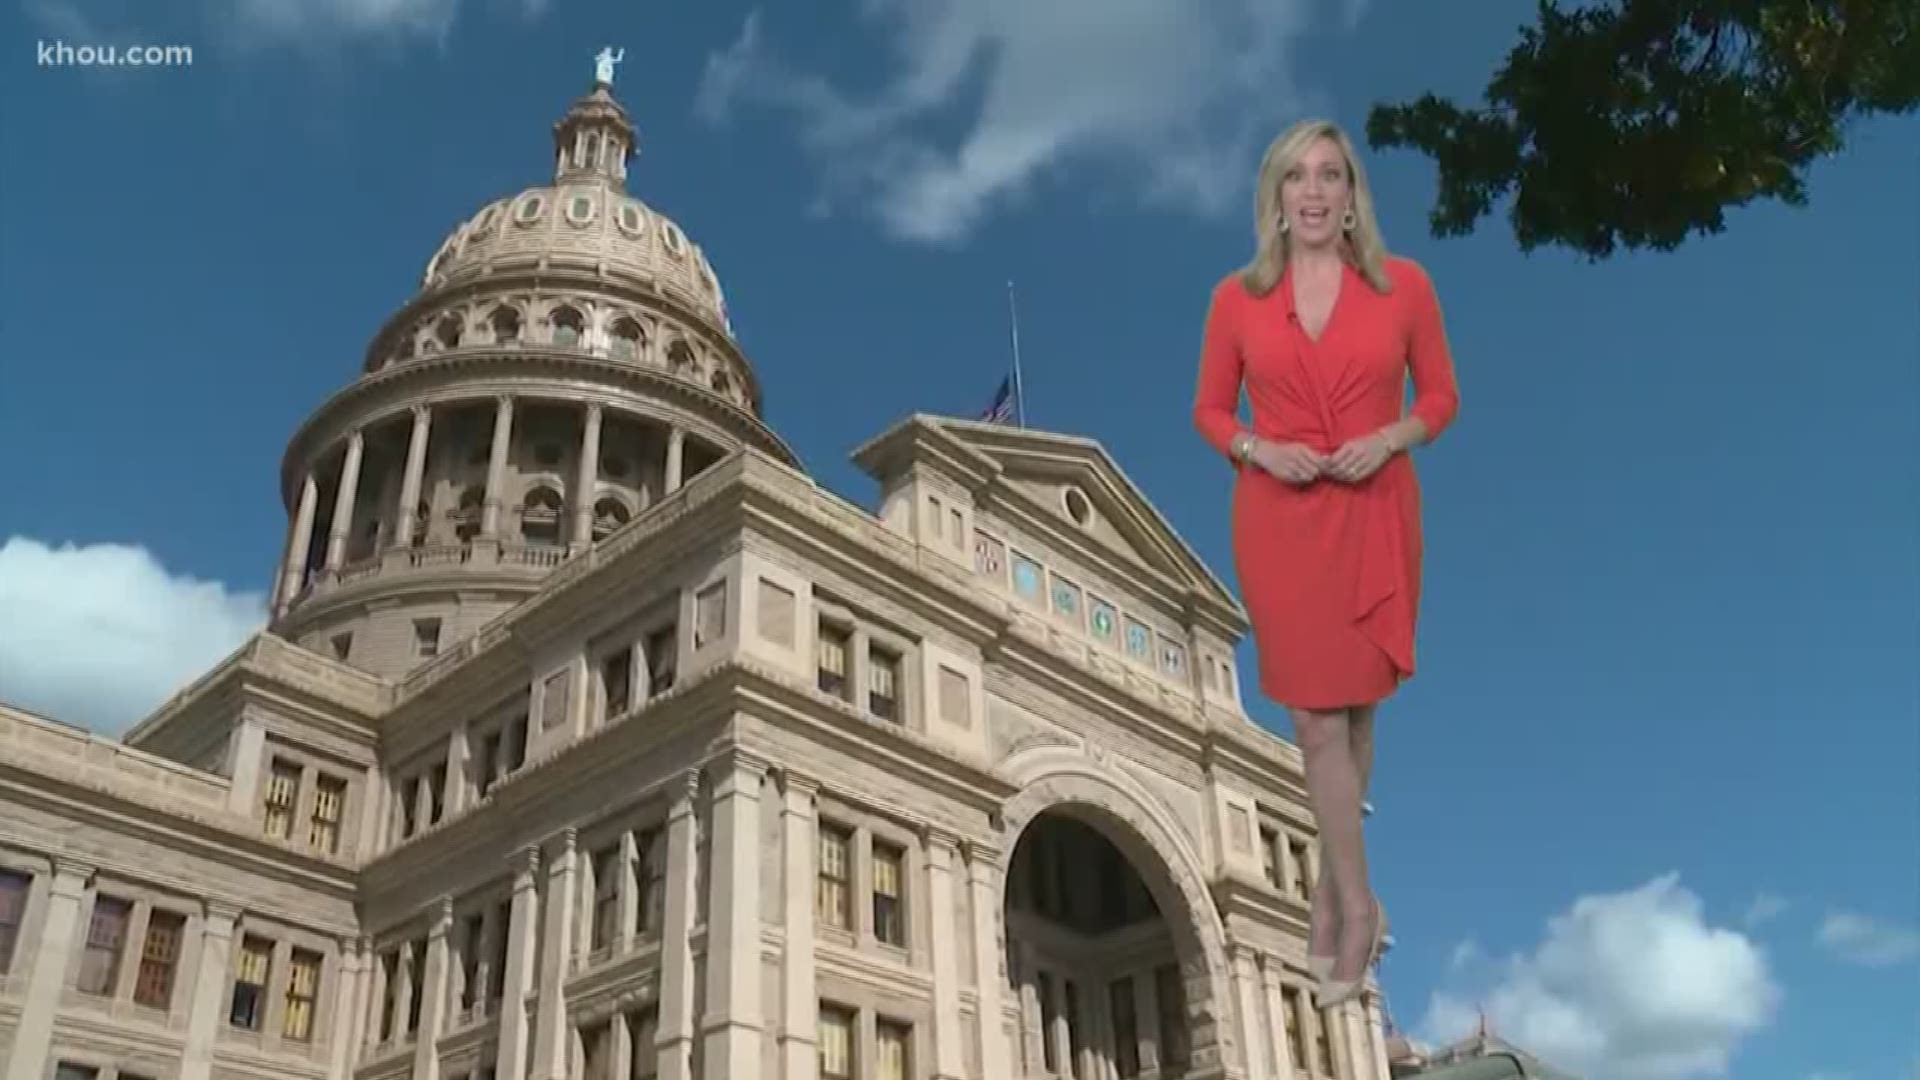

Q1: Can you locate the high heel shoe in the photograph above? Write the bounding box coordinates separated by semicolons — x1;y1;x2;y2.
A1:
1317;896;1387;1007
1307;897;1338;983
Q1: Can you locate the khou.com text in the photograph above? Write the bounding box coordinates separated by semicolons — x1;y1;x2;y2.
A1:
37;39;193;68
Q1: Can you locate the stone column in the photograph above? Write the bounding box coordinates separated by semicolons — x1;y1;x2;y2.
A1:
175;898;239;1080
1232;946;1270;1079
664;426;685;494
1259;963;1295;1080
963;843;1009;1080
412;899;454;1080
392;404;434;552
656;770;702;1080
324;430;365;571
701;752;767;1079
1365;993;1391;1080
362;946;389;1051
1133;967;1160;1076
532;829;580;1079
778;771;818;1080
1;859;91;1080
923;829;965;1080
481;395;516;539
570;403;603;553
494;846;542;1080
329;938;367;1080
278;473;320;611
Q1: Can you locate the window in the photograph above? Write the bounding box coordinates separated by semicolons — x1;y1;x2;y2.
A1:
459;912;485;1011
1037;971;1059;1073
1288;837;1312;899
643;625;677;697
872;842;905;947
818;1004;855;1079
1110;977;1140;1078
399;775;421;839
489;900;510;1004
590;844;619;952
816;824;852;930
867;645;901;721
284;948;321;1041
634;828;666;937
550;306;584;346
875;1018;912;1080
1259;824;1282;889
816;622;849;697
77;894;130;994
427;761;448;826
378;950;399;1041
1282;987;1307;1072
476;731;502;798
310;775;346;854
0;868;30;972
263;759;300;840
490;305;522;344
1154;964;1189;1071
600;648;632;720
504;714;528;772
330;632;352;660
1313;1002;1335;1074
405;938;427;1034
53;1066;97;1080
230;935;272;1030
609;318;644;361
628;1007;660;1078
133;909;185;1009
414;618;442;658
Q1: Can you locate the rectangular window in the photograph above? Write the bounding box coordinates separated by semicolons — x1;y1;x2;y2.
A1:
816;824;852;930
53;1066;97;1080
309;775;346;854
77;894;131;995
867;645;901;721
1283;986;1307;1071
643;625;677;697
600;647;631;719
476;730;502;798
504;712;529;773
817;1004;856;1079
1110;977;1140;1078
1314;1002;1335;1073
378;950;398;1041
414;617;442;657
263;759;300;840
876;1018;912;1080
459;911;485;1011
1259;825;1281;889
284;948;321;1041
405;938;426;1034
230;935;272;1030
427;761;448;825
0;868;29;972
1288;837;1312;899
590;844;619;952
871;841;905;947
400;775;421;839
816;622;850;698
133;909;185;1009
489;900;511;1003
634;828;666;937
1155;963;1189;1071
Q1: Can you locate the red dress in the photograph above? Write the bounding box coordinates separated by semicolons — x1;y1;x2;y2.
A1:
1193;257;1460;710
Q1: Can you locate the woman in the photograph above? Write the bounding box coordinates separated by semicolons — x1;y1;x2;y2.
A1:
1192;119;1459;1006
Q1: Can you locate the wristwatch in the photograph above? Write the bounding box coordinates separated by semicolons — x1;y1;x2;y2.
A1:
1231;432;1256;464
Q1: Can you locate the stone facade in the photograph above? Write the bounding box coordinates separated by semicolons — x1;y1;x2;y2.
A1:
0;70;1393;1080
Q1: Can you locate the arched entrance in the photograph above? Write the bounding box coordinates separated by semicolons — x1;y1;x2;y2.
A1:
996;749;1235;1080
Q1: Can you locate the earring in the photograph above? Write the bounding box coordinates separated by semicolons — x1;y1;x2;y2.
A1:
1277;215;1290;235
1341;208;1357;231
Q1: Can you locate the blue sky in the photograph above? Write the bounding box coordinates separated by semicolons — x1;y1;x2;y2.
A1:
1;0;1914;1076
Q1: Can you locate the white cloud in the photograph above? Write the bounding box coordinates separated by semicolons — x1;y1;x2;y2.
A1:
1816;911;1920;968
697;0;1331;243
1743;892;1790;928
24;0;525;47
1419;874;1781;1080
0;537;266;735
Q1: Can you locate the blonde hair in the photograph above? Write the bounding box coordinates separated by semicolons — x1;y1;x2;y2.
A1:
1238;119;1391;297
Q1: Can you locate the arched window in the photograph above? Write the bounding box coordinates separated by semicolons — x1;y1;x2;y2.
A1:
666;339;696;376
592;497;631;541
550;306;584;347
609;318;645;361
490;306;522;345
520;486;564;546
710;369;732;396
435;314;463;349
452;485;484;543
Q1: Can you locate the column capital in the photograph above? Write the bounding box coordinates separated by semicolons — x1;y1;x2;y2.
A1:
513;844;543;882
583;400;604;420
410;402;433;422
48;853;95;887
713;747;771;785
428;896;455;936
961;841;1003;876
918;823;963;852
201;897;243;925
344;427;365;450
548;826;578;859
774;767;818;798
495;393;515;412
1258;957;1285;988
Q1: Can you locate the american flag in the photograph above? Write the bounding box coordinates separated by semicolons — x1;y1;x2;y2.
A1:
979;376;1015;424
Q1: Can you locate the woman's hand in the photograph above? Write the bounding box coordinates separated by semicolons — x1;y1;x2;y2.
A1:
1326;432;1394;483
1248;438;1327;485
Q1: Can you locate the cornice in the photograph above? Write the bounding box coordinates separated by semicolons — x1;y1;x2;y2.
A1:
1198;724;1308;808
1210;874;1308;940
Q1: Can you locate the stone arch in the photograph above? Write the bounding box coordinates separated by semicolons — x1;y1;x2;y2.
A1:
996;745;1238;1077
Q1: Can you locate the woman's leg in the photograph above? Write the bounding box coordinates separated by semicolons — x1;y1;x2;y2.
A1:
1292;707;1372;976
1309;703;1378;961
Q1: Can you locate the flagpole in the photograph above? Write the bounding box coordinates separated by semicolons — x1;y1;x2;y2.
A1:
1005;279;1028;427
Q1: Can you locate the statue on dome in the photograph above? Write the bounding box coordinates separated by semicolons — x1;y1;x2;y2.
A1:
594;46;625;86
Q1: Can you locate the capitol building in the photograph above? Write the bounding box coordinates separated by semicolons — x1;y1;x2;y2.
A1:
0;67;1398;1080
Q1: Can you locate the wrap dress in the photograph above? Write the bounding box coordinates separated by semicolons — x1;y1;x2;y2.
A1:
1193;257;1459;710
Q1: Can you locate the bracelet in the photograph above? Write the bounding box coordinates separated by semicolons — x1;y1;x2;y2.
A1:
1231;432;1257;463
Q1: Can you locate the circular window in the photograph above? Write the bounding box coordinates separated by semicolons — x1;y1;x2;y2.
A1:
472;205;499;234
1063;487;1094;527
566;193;596;226
617;202;647;236
663;222;686;256
513;195;545;225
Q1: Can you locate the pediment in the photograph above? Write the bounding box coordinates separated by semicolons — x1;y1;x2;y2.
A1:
913;415;1241;622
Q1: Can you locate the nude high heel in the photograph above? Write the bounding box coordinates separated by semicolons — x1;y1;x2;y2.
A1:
1317;896;1387;1007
